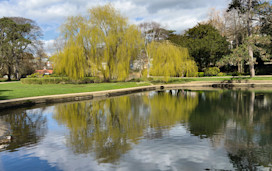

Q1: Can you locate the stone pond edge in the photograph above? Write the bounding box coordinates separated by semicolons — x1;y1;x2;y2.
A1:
1;82;272;110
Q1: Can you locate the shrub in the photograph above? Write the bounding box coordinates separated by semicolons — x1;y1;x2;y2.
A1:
198;72;204;77
217;72;226;76
128;78;145;82
27;73;43;78
21;77;99;84
231;72;243;76
80;77;95;84
185;71;198;77
204;67;220;76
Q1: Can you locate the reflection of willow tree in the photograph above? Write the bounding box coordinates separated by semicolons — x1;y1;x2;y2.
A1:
53;90;198;163
53;97;147;163
147;91;198;129
0;110;47;151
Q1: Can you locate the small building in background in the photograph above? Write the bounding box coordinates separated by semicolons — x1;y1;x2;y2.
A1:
35;60;53;75
35;67;53;75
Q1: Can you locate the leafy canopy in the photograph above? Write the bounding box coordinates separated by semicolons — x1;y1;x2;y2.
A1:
169;23;229;71
0;17;40;80
148;41;198;81
53;4;144;81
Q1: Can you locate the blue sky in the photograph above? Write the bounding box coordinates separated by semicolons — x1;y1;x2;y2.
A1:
0;0;229;55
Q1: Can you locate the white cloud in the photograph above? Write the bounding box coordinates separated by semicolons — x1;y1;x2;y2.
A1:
0;0;229;54
42;39;56;56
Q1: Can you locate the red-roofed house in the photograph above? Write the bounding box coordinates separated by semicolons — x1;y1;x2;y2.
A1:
35;67;53;75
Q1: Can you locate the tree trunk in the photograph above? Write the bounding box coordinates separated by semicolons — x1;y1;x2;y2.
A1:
238;61;241;73
248;45;255;77
241;61;244;73
247;0;255;77
145;47;150;78
7;66;12;81
14;64;19;80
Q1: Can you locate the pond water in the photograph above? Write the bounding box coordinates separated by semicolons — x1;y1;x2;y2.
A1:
0;89;272;171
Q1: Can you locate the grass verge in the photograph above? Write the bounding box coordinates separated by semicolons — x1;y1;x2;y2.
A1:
149;76;272;84
0;82;150;100
1;76;272;100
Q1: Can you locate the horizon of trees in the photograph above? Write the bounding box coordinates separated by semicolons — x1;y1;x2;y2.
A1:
168;0;272;76
52;1;271;80
52;4;198;81
1;1;271;80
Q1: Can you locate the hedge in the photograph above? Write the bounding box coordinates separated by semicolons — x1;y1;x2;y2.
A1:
21;77;100;84
204;67;220;76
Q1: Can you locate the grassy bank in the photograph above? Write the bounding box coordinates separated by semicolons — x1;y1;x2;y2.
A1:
0;82;150;100
149;76;272;84
1;76;272;100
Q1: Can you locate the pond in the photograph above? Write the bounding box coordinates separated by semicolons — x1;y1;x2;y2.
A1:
0;89;272;170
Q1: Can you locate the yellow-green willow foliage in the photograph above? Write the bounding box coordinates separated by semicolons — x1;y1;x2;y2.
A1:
53;96;147;163
52;4;144;80
53;91;199;163
52;16;88;79
146;91;199;129
148;41;198;81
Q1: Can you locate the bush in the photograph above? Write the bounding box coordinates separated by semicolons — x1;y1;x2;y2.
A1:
80;77;95;83
231;72;243;76
204;67;220;76
198;72;204;77
21;77;99;84
27;73;43;78
21;77;67;84
217;72;226;76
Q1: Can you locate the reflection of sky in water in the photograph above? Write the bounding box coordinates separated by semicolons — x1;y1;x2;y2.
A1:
1;90;272;170
0;113;234;171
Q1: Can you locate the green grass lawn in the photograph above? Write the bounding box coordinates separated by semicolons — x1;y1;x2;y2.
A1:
1;76;272;100
150;76;272;84
0;82;150;100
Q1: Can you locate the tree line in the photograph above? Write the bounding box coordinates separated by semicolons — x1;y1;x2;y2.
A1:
53;1;271;80
169;0;272;76
1;1;271;81
51;4;198;81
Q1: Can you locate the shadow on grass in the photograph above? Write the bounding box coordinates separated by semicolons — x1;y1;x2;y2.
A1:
0;90;12;100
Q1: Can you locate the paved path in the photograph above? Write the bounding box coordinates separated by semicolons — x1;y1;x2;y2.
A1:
0;81;18;84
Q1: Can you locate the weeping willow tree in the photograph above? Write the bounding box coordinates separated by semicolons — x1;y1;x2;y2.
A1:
52;16;87;79
147;41;198;81
52;4;143;81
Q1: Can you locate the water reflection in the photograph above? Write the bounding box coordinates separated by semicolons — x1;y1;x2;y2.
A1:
223;91;272;170
53;90;198;163
1;89;272;170
190;90;272;169
0;109;47;152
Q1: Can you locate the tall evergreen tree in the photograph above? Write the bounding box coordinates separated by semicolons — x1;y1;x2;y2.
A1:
169;24;229;71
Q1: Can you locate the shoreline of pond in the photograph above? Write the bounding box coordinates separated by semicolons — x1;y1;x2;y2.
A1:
1;82;272;110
